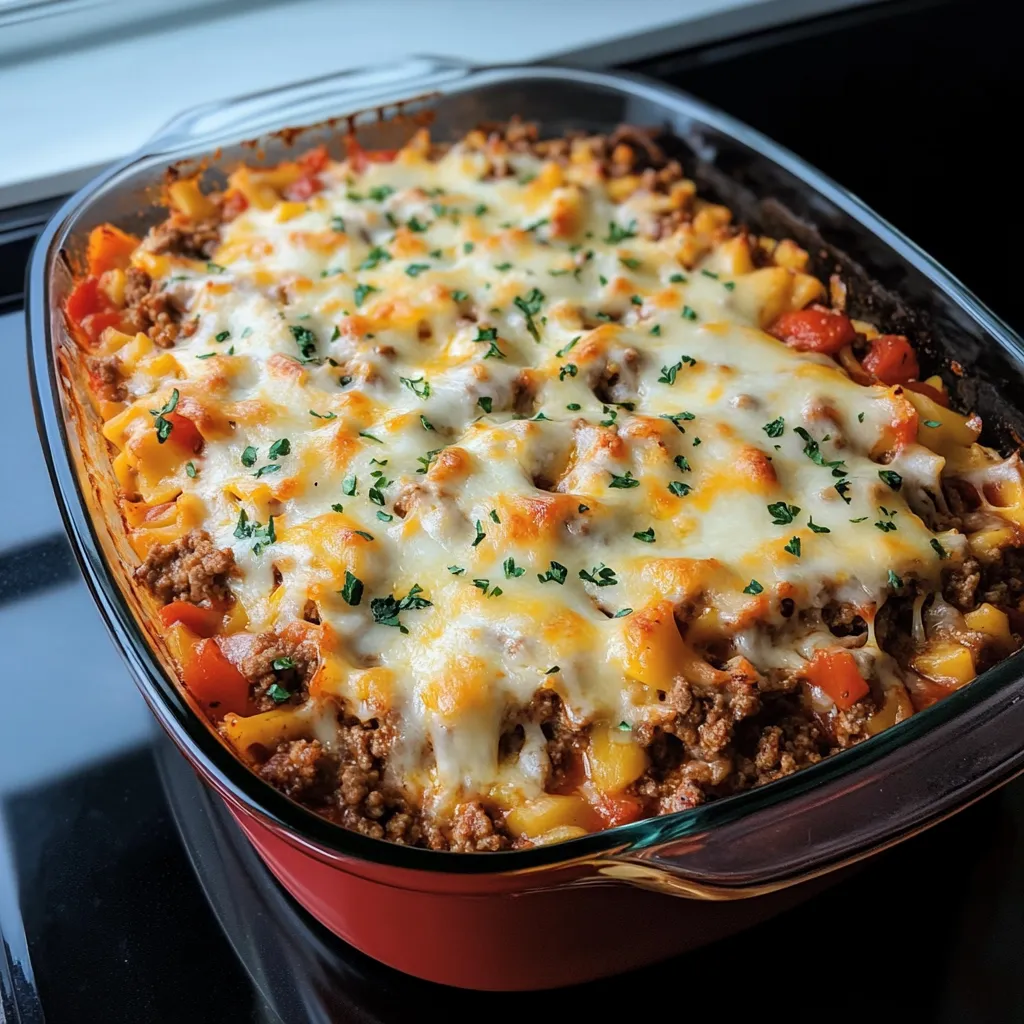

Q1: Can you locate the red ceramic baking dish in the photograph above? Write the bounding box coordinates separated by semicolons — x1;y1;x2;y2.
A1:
27;56;1024;990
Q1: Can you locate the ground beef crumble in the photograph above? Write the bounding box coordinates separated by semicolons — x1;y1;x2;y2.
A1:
121;267;197;348
239;631;319;712
133;528;235;605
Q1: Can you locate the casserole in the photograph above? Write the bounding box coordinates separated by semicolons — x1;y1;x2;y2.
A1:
28;57;1024;989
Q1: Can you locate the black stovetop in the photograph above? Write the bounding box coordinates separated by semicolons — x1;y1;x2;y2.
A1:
4;2;1024;1020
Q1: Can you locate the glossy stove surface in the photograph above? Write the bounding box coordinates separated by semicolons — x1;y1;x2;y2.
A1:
4;1;1024;1020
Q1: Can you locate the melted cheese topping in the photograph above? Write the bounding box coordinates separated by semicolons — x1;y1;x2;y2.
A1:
97;135;981;819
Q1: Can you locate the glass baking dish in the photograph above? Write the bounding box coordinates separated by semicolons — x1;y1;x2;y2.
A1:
27;56;1024;989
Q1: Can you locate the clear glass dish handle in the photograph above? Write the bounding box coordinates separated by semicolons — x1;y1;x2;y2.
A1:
610;664;1024;896
143;55;473;153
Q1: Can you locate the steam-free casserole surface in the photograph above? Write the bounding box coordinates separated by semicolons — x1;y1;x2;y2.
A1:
64;121;1024;852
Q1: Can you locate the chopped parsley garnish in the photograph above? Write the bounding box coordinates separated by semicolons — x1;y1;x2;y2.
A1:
359;431;383;443
692;437;702;446
448;565;465;575
472;520;486;546
668;481;691;497
494;262;513;272
743;579;764;595
503;557;525;579
681;305;698;321
195;352;216;359
794;427;847;477
416;448;443;474
931;538;949;559
835;479;852;504
330;326;341;342
289;324;317;359
407;216;428;233
206;262;226;274
604;221;637;244
613;608;633;618
342;475;357;496
395;375;430;400
377;510;393;522
669;273;687;283
579;563;618;587
763;417;785;438
525;216;549;233
578;504;589;513
405;263;432;278
923;419;942;428
660;411;695;433
268;438;290;460
352;530;374;541
360;246;392;271
233;509;276;554
419;415;434;432
566;403;581;411
330;216;346;232
559;363;578;381
878;470;903;491
339;570;364;606
254;464;280;478
477;396;492;414
556;336;580;357
267;683;291;704
808;518;830;533
241;445;257;468
215;330;231;343
185;461;197;478
474;203;488;216
353;283;378;307
608;470;640;489
887;569;903;590
463;242;475;254
875;507;899;532
620;257;642;271
650;324;662;336
767;501;800;525
630;294;643;306
633;527;656;543
658;361;682;385
784;536;802;557
850;516;869;523
368;185;394;202
857;412;866;423
513;288;545;342
272;656;296;671
537;561;567;585
149;389;179;444
370;584;431;634
331;503;344;513
674;455;691;472
546;666;561;675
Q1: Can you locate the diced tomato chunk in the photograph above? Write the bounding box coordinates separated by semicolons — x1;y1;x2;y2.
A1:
805;648;870;710
284;175;322;201
904;380;949;407
297;144;329;175
863;334;920;386
66;276;105;325
768;308;857;354
80;310;124;344
182;638;250;717
220;188;249;221
163;412;204;454
159;601;224;638
86;224;140;276
346;136;398;173
593;793;645;829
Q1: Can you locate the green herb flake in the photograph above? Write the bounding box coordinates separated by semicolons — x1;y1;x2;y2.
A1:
888;569;903;590
359;431;383;443
241;445;258;468
559;363;578;381
503;556;525;579
784;536;802;557
289;324;317;359
556;336;580;358
613;607;633;618
546;666;561;675
743;579;764;595
214;330;231;343
513;288;545;342
931;538;949;559
472;520;486;547
353;283;378;307
808;518;830;534
537;561;568;585
768;501;800;525
673;455;691;472
923;419;942;428
370;584;432;634
254;464;280;478
681;305;698;321
268;438;290;460
878;469;903;491
763;417;785;438
331;503;344;513
267;683;291;704
633;527;656;543
185;461;197;478
579;563;618;587
405;263;432;278
649;324;662;336
448;565;465;575
477;396;493;414
608;470;640;489
604;221;637;244
149;388;180;444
